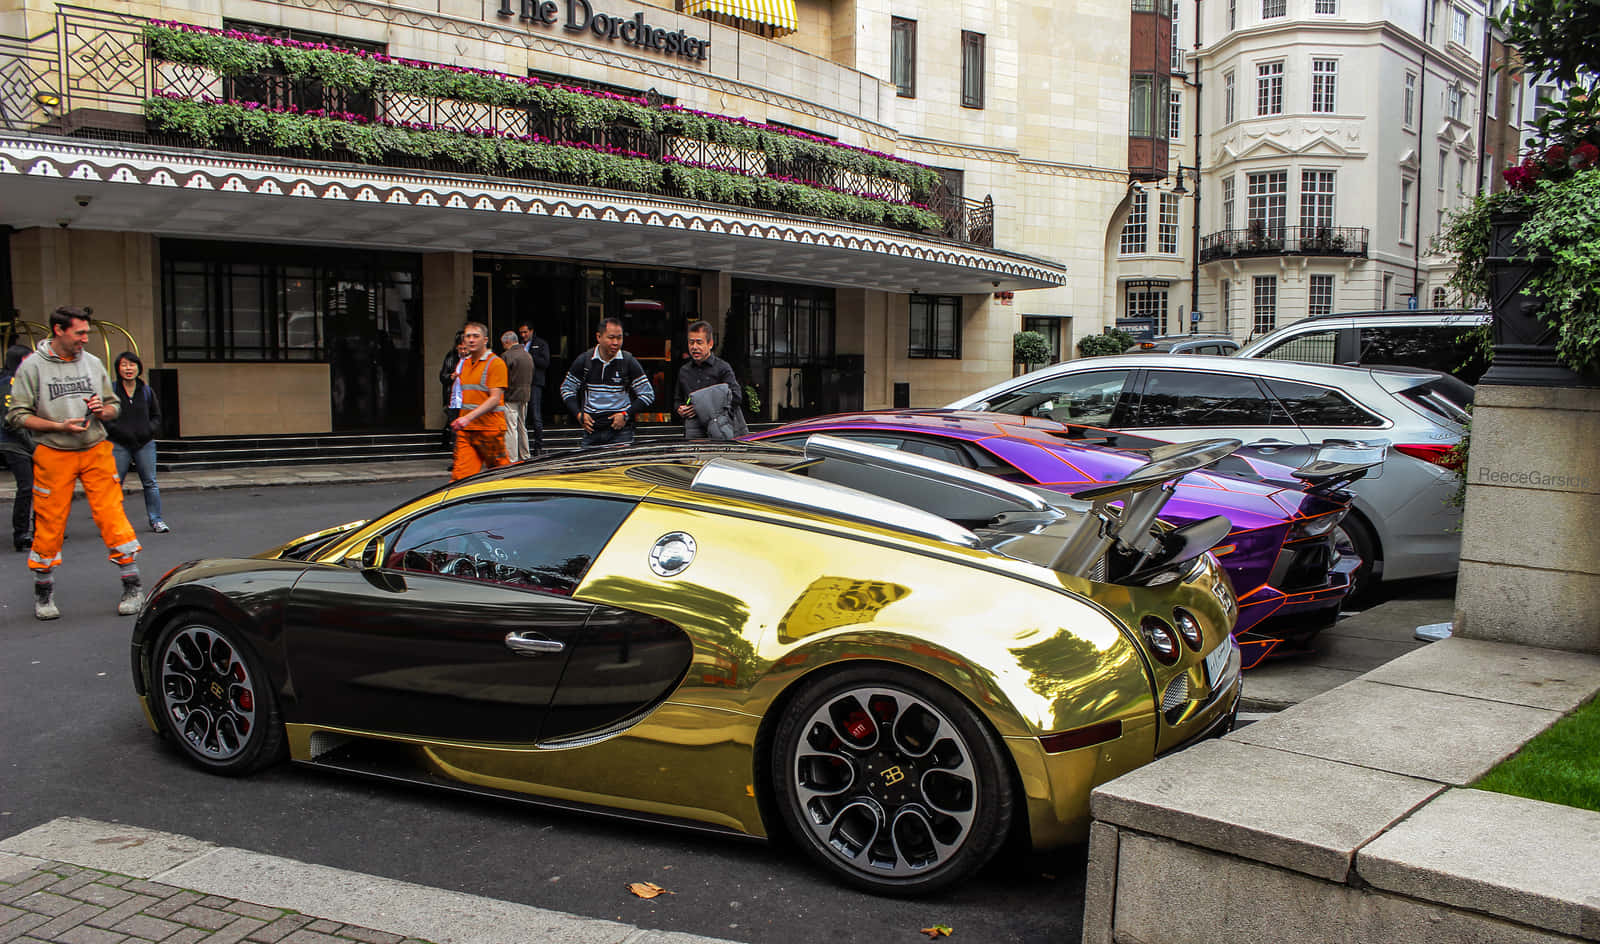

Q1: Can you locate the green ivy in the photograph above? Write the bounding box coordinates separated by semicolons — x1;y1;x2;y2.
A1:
144;97;942;232
143;24;936;197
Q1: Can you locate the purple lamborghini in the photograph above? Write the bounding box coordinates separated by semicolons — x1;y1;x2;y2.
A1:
748;411;1362;669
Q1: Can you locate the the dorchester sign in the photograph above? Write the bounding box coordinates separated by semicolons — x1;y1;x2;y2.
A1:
497;0;711;62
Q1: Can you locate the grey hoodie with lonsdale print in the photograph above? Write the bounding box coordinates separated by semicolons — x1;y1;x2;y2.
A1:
5;338;119;451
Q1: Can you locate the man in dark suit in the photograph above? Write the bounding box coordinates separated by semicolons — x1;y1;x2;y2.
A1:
517;321;551;455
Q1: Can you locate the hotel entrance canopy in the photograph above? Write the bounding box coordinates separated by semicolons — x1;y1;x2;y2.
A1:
0;134;1067;295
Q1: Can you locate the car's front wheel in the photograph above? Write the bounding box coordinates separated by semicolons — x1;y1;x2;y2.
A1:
771;666;1014;896
150;617;285;776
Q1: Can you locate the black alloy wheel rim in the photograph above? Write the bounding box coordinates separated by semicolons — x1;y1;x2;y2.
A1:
159;626;259;761
791;686;978;879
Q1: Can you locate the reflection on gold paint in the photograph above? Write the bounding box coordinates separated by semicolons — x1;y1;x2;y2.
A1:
777;576;910;642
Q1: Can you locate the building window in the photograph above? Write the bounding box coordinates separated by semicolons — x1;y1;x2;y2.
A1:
1247;170;1287;237
1252;276;1277;335
1301;170;1335;232
1220;279;1232;333
1315;0;1338;13
161;240;419;364
1311;59;1338;113
1221;176;1236;229
1228;0;1237;30
1451;6;1468;45
1262;0;1286;18
1447;84;1464;120
1438;148;1449;191
1126;281;1170;326
1309;274;1334;317
1404;72;1418;126
1457;156;1469;195
1486;69;1498;118
1399;179;1413;243
1021;316;1064;363
1534;84;1558;124
961;31;985;108
891;17;916;98
1121;190;1150;255
1170;89;1183;140
908;294;961;358
1130;75;1170;137
528;70;669;102
1159;192;1181;254
1257;61;1284;117
1382;273;1393;308
1171;2;1184;71
1224;71;1236;124
221;21;385;119
1431;286;1449;308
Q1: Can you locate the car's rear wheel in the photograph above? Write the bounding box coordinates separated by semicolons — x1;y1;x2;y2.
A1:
150;618;285;776
771;666;1014;896
1334;514;1379;608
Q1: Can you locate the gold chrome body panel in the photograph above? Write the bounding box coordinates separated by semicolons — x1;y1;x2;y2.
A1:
274;465;1242;848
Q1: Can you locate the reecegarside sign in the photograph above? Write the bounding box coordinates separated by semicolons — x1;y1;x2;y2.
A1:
497;0;711;62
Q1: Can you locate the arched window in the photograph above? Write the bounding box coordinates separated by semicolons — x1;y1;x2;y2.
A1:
1431;287;1449;308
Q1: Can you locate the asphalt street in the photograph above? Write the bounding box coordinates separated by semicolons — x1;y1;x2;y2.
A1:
0;480;1090;944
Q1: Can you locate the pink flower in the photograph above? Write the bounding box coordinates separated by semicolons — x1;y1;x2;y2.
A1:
1573;142;1599;169
1545;143;1568;166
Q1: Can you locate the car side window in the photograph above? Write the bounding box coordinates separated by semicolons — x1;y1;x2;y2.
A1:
385;495;634;594
983;370;1131;426
1263;379;1386;427
1133;370;1281;427
1358;325;1487;382
1258;328;1338;364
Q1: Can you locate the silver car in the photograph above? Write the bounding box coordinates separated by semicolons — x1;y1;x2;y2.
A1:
946;355;1471;603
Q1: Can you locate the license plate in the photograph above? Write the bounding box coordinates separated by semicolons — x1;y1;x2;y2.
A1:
1203;639;1234;685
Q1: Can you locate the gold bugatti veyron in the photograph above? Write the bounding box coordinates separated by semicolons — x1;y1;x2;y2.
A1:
131;436;1243;894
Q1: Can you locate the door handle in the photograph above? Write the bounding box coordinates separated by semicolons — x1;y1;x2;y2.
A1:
1246;438;1297;449
504;632;566;656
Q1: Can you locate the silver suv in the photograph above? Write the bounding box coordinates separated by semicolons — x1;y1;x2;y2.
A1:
947;355;1472;603
1236;309;1490;384
1125;333;1241;355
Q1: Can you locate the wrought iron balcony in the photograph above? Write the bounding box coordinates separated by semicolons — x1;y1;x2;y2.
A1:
1199;225;1369;263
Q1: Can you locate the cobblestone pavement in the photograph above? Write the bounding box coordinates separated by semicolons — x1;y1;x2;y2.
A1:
0;859;432;944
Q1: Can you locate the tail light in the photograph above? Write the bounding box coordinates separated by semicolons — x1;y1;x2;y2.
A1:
1393;443;1464;470
1141;616;1181;664
1289;508;1347;540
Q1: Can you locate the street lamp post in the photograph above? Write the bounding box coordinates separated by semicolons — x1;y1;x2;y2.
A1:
1170;162;1202;333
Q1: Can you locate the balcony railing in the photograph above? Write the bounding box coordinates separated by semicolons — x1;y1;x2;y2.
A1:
1199;225;1369;263
0;7;998;247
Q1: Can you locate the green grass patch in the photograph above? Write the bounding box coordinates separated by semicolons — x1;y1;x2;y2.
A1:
1472;695;1600;812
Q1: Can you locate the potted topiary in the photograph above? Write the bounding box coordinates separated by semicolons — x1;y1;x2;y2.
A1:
1013;330;1052;375
1077;328;1136;358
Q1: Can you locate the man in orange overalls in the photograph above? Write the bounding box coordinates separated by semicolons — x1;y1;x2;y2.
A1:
448;321;511;481
6;306;142;620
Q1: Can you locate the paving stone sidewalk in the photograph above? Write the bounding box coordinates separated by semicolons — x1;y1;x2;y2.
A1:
0;860;433;944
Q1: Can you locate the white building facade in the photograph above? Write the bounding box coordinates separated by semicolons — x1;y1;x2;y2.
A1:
1121;0;1490;341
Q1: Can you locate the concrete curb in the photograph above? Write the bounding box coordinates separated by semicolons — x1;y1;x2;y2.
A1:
0;818;739;944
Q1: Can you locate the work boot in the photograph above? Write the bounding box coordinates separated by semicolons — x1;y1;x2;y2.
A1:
34;583;59;621
117;575;144;616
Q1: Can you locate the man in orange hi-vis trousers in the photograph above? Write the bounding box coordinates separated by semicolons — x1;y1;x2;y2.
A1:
448;321;511;481
6;306;142;620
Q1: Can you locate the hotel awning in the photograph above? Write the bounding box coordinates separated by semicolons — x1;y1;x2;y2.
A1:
0;134;1069;296
684;0;799;33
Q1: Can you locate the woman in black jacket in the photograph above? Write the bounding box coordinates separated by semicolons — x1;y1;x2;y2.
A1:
104;351;168;533
0;342;35;551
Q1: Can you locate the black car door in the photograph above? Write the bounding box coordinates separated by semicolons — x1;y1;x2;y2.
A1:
283;493;636;744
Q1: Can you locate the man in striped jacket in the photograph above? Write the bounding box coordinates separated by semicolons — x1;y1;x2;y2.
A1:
560;317;656;448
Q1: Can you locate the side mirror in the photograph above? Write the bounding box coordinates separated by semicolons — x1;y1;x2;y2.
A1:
356;535;386;570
